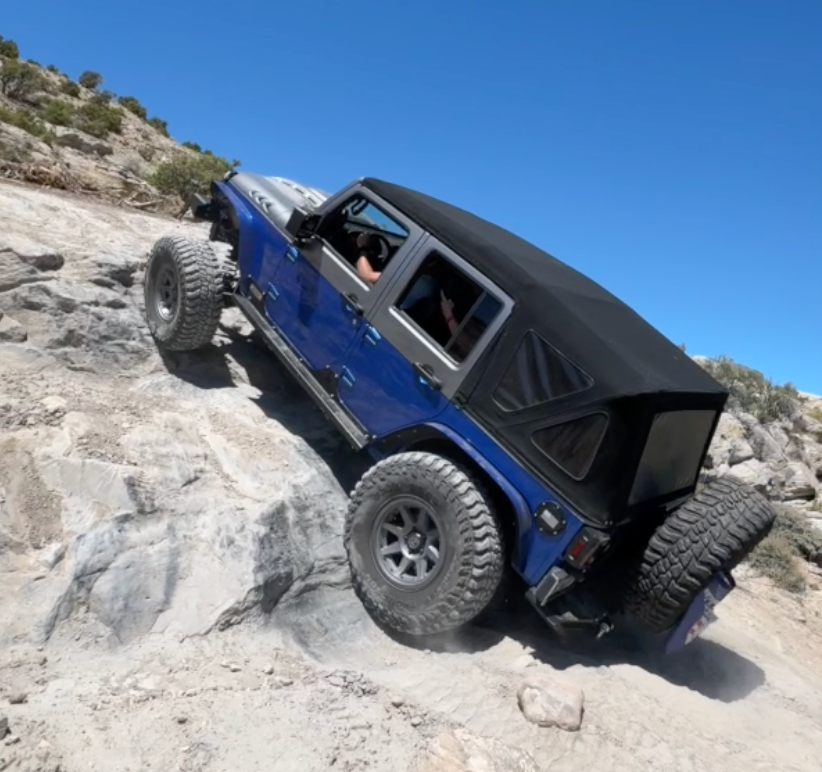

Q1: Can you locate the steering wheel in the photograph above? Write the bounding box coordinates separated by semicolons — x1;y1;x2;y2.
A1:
373;234;392;263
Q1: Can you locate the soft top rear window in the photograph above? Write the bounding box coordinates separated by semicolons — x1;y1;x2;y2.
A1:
494;331;593;412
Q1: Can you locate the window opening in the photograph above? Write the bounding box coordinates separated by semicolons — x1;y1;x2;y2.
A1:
316;194;409;284
394;251;502;363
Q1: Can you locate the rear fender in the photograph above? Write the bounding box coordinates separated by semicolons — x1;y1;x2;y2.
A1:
372;422;532;572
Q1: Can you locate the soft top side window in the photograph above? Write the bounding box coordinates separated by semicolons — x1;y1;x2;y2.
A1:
316;194;409;282
394;250;502;364
494;331;593;412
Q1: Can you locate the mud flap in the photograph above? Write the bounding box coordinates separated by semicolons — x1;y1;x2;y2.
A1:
663;571;735;654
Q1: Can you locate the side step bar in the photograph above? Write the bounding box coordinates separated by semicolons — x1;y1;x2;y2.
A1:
232;292;371;451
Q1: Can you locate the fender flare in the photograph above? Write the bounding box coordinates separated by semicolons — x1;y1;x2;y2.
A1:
373;422;532;571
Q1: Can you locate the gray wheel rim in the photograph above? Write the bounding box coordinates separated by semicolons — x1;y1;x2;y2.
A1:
371;495;445;590
154;259;179;322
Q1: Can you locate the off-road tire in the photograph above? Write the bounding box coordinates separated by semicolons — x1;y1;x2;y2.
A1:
623;476;776;633
344;452;505;636
143;236;224;351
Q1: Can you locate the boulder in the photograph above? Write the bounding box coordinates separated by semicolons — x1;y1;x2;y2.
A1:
516;673;584;732
53;128;113;158
0;315;27;343
729;439;755;466
775;462;818;502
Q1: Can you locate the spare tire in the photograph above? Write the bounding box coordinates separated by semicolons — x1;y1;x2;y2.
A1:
623;476;776;633
143;236;224;351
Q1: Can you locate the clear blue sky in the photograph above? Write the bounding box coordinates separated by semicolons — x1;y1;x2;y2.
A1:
5;1;821;392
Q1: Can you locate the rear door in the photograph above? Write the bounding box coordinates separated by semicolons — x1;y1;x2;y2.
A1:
337;237;514;438
264;185;425;372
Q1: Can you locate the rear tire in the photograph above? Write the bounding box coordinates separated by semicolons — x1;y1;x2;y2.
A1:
143;236;224;351
344;452;505;636
623;476;776;633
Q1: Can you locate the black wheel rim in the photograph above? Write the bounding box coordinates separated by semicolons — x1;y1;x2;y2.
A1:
371;495;445;590
153;258;179;323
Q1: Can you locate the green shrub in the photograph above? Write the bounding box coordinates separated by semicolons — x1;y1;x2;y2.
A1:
46;64;60;74
182;140;202;152
0;103;48;138
147;116;169;137
698;355;800;423
118;95;147;120
91;89;115;105
40;98;76;127
74;101;123;138
78;70;104;90
0;59;48;102
59;79;81;98
0;36;19;59
749;532;806;593
0;138;32;163
771;504;822;565
150;151;239;201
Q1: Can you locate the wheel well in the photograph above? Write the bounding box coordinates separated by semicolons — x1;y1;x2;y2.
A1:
405;437;518;566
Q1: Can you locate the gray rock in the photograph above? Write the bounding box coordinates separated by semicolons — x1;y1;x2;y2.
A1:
53;130;113;158
0;316;27;343
517;673;584;732
776;462;818;502
92;254;139;288
729;439;755;466
0;713;8;740
7;693;27;705
420;728;543;772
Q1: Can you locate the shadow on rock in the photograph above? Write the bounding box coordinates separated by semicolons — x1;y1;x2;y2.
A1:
382;576;766;703
157;324;371;494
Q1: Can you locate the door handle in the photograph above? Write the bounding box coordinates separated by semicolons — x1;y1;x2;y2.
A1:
286;245;299;263
343;292;364;316
413;362;442;391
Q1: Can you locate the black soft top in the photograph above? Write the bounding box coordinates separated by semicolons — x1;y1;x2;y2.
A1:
363;177;722;400
363;178;728;527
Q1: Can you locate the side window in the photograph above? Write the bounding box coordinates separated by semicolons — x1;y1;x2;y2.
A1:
315;194;409;283
494;332;593;412
531;413;608;480
394;250;502;363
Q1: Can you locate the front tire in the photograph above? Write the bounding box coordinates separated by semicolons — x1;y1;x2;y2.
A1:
344;452;505;636
143;236;224;351
623;476;776;633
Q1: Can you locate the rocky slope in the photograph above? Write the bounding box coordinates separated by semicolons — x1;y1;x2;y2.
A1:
1;43;234;216
2;180;822;772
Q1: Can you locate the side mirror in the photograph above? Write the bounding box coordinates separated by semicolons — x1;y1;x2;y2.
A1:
284;207;320;243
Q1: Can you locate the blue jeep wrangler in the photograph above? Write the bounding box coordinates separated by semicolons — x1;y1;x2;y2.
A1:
142;172;776;654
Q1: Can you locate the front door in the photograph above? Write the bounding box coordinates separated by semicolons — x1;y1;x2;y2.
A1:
263;186;424;373
338;238;514;438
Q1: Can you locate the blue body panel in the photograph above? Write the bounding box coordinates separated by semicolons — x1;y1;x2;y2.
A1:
266;246;364;371
339;323;450;436
217;181;289;298
370;402;586;585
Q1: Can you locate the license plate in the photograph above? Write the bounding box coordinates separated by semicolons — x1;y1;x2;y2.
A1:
664;571;735;654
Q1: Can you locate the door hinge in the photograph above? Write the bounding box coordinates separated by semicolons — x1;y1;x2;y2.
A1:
267;283;280;301
364;325;381;347
341;366;356;389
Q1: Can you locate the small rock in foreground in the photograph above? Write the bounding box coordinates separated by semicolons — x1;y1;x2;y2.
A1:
7;693;28;705
419;727;542;772
0;713;8;740
517;673;583;732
